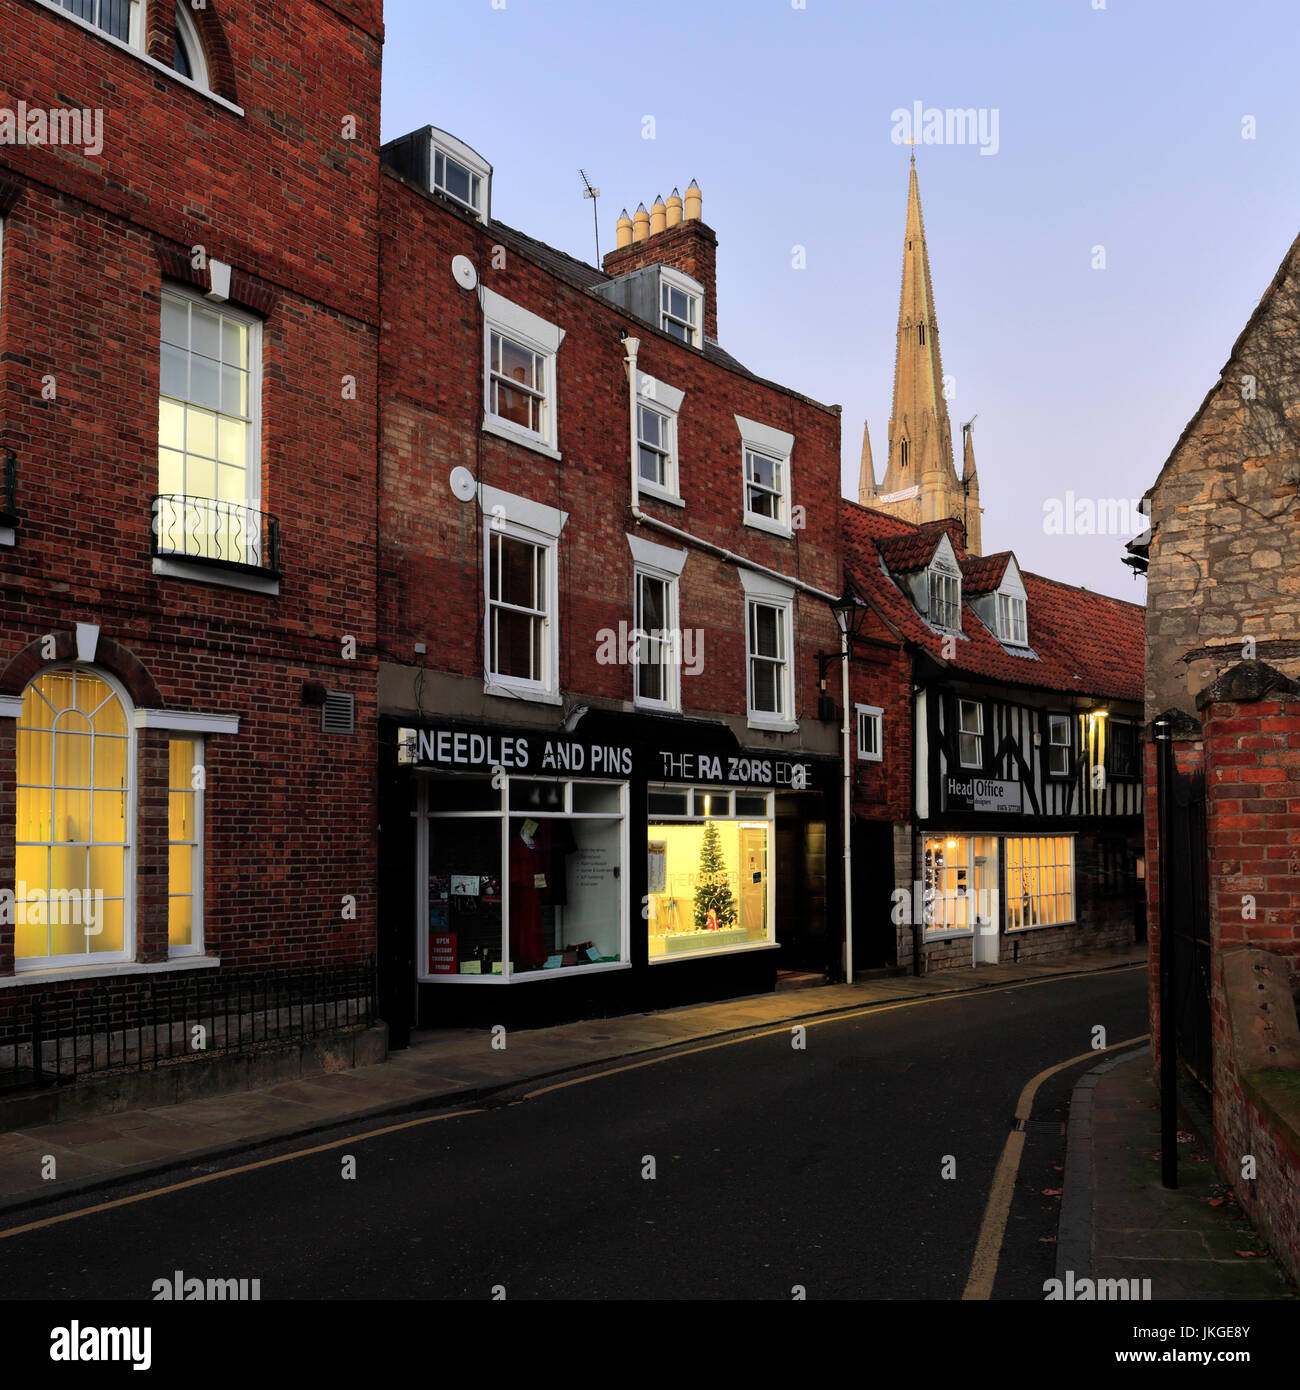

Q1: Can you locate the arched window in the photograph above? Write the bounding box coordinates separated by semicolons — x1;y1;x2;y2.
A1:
15;669;132;965
172;5;209;90
900;439;910;469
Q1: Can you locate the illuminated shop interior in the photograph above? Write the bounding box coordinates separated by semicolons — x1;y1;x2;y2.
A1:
646;785;773;958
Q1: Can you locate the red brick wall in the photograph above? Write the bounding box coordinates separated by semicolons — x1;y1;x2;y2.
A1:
378;171;842;728
0;0;383;990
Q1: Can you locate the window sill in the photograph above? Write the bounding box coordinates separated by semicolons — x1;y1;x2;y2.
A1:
153;556;280;596
639;483;685;509
31;0;245;116
483;680;562;706
923;928;974;942
747;715;798;734
481;415;562;461
649;941;779;965
419;960;631;984
1005;920;1076;933
857;752;883;763
635;698;681;715
743;513;793;540
2;955;221;987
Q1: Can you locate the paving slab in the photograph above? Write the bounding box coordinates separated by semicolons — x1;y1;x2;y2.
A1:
1059;1050;1297;1301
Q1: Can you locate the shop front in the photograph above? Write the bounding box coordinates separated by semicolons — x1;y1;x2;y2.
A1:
376;713;839;1034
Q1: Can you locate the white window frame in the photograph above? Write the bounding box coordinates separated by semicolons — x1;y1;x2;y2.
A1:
635;372;685;505
735;415;795;539
929;567;962;632
739;569;796;731
957;698;984;769
0;217;8;550
167;735;204;958
172;3;209;90
158;283;262;504
855;704;883;762
1047;712;1071;777
633;567;680;713
659;266;703;347
481;288;563;459
997;591;1028;646
428;127;492;222
481;486;567;705
14;664;137;972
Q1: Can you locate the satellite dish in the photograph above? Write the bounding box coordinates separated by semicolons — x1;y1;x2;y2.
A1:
451;255;478;291
449;466;476;503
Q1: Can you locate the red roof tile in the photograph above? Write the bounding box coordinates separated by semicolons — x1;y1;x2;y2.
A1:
841;498;1144;703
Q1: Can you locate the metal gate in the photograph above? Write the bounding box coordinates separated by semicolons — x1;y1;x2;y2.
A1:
1163;766;1212;1094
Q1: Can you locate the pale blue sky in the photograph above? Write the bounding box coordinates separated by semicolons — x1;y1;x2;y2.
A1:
381;0;1300;600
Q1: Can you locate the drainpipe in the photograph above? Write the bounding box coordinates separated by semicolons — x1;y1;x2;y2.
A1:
841;625;853;984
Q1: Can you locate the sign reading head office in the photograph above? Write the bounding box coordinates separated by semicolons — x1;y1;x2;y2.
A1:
943;775;1022;813
396;724;816;789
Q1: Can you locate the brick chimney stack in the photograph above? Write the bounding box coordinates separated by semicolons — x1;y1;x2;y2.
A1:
602;179;718;341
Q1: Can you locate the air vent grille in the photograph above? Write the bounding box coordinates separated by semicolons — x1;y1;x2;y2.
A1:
322;691;355;735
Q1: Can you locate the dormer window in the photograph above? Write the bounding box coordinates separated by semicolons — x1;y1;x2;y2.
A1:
997;592;1028;646
928;568;961;631
429;129;492;221
660;268;703;346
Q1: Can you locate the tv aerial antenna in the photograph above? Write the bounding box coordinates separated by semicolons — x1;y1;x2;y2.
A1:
580;168;600;263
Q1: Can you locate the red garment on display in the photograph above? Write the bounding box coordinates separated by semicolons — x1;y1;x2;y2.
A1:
508;829;549;970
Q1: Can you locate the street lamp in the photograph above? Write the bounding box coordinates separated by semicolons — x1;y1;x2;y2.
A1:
817;582;870;694
815;580;870;990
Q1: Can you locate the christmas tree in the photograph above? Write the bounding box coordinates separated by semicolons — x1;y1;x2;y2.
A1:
693;821;737;930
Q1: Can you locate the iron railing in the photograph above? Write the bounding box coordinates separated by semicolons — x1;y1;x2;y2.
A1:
151;493;281;577
0;955;375;1093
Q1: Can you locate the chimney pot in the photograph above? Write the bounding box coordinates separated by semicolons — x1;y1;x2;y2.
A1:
684;179;702;221
632;203;650;243
615;207;633;249
666;188;683;227
650;194;667;237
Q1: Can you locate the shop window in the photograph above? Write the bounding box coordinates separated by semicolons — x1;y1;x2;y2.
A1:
647;785;774;960
1006;835;1075;928
422;775;626;980
922;834;999;934
1047;713;1071;776
15;668;132;966
167;736;203;954
957;699;984;768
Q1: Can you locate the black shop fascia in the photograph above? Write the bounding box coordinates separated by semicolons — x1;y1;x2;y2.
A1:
375;711;840;1033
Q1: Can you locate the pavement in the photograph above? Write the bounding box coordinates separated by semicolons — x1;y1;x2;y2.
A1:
2;940;1291;1300
1057;1049;1297;1300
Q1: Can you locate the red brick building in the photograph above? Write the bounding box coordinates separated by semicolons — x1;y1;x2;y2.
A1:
375;131;846;1032
841;500;1147;974
0;0;383;1036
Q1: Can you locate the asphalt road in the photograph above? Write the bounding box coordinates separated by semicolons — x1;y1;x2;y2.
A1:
2;966;1147;1300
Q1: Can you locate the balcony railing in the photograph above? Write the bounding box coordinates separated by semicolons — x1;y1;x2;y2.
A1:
151;493;281;577
0;447;16;525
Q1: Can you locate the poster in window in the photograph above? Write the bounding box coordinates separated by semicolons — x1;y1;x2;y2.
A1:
647;841;667;895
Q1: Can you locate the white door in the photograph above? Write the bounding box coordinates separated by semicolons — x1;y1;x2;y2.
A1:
971;837;1001;964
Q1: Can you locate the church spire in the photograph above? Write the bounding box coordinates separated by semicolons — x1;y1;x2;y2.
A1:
871;159;969;545
858;419;878;504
